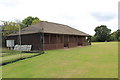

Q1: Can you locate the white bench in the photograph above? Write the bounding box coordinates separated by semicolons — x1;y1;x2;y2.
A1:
14;45;32;51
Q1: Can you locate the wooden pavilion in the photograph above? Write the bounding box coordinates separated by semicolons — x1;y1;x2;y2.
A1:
6;21;91;50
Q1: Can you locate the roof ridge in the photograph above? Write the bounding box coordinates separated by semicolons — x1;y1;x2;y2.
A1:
41;21;69;26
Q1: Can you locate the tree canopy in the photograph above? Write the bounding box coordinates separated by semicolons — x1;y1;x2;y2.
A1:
91;25;120;42
92;25;111;42
2;22;20;36
31;19;41;25
110;29;120;41
1;16;41;36
22;16;41;27
1;21;21;47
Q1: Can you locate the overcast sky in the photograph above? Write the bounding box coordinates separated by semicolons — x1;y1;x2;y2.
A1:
0;0;119;35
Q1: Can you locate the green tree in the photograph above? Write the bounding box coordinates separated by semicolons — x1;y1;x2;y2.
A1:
110;29;120;41
31;19;40;25
22;16;40;27
1;21;21;47
91;36;97;42
2;22;20;36
110;31;117;41
94;25;111;42
116;29;120;41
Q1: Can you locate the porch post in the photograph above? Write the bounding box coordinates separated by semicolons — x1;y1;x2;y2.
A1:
49;34;50;44
89;36;91;45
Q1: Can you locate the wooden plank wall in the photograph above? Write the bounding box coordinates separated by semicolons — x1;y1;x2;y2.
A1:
68;35;78;47
6;33;91;50
44;34;64;50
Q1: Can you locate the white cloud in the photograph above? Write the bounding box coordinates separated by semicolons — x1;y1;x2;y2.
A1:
0;0;119;35
91;12;117;21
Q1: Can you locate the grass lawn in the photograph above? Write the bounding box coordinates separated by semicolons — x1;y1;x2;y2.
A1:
1;42;118;78
0;49;40;65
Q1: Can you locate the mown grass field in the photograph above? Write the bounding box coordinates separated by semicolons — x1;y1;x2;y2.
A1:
2;42;118;78
0;49;40;65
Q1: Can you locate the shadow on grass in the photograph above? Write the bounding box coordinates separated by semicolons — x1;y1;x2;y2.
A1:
1;51;45;66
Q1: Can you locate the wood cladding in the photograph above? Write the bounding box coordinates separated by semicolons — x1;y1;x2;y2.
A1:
6;33;91;50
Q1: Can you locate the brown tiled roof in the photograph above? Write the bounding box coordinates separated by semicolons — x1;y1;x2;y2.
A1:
9;21;91;36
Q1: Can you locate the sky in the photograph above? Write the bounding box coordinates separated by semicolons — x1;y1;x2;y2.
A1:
0;0;119;35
